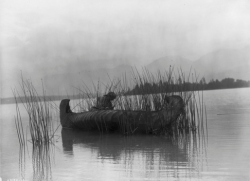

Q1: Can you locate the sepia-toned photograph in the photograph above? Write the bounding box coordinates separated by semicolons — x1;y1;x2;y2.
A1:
1;0;250;180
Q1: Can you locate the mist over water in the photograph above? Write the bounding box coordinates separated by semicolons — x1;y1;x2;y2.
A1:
1;0;250;98
1;1;250;179
1;88;250;180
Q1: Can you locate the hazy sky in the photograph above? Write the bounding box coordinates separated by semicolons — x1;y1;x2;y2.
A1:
1;0;250;97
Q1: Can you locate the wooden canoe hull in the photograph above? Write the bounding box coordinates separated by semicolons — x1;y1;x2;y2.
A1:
60;96;185;134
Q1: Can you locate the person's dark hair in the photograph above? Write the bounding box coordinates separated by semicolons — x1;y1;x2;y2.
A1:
105;92;116;100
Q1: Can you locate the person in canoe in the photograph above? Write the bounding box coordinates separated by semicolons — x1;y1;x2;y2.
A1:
92;92;117;110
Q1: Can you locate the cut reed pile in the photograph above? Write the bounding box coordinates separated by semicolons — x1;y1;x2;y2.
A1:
74;67;207;136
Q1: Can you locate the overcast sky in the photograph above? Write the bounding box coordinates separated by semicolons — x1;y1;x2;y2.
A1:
1;0;250;97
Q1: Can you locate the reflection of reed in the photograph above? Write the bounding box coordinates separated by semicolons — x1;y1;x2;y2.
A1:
171;129;208;176
61;128;207;179
31;143;54;181
18;144;26;179
17;143;54;181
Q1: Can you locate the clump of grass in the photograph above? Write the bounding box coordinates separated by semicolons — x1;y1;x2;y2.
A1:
13;74;59;145
115;67;207;136
13;75;58;180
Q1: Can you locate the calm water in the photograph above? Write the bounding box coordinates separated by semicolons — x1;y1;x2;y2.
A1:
1;88;250;181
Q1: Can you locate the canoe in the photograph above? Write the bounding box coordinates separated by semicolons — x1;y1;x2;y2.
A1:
60;95;185;134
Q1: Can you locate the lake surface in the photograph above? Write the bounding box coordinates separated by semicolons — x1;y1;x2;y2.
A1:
1;88;250;181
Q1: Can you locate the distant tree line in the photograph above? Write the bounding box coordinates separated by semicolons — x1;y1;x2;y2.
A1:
204;78;250;90
125;78;250;95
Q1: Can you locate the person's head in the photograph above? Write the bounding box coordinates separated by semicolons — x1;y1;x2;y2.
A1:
105;92;116;100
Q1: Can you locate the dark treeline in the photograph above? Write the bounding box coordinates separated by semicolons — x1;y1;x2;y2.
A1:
204;78;250;90
125;78;250;95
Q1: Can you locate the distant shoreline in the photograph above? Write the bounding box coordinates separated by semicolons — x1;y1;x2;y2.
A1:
1;86;249;105
0;95;82;105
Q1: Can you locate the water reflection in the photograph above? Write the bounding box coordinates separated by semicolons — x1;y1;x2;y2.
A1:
61;129;207;180
18;144;26;180
7;88;248;180
17;143;54;181
31;144;54;181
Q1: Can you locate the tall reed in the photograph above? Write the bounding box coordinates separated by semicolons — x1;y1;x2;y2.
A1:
13;89;26;146
14;75;59;144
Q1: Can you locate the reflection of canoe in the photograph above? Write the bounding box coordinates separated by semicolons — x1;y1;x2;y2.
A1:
61;129;188;162
60;96;185;134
